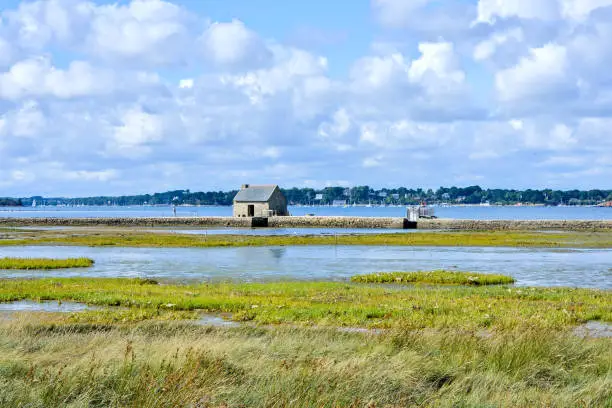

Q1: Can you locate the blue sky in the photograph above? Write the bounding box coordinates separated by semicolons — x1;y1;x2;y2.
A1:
1;0;612;196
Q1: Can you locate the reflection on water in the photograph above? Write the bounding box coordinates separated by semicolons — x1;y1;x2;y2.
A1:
1;245;610;289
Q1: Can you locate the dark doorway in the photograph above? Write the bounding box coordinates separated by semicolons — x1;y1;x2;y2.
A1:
248;205;255;217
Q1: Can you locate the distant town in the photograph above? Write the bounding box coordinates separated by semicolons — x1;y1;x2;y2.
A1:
2;186;612;207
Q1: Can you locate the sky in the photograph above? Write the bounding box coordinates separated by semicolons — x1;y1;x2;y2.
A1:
1;0;612;196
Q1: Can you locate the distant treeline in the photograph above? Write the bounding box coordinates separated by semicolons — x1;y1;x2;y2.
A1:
10;186;612;207
0;198;22;207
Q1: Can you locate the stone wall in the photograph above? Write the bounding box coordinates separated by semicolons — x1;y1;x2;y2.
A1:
417;219;612;231
0;216;610;230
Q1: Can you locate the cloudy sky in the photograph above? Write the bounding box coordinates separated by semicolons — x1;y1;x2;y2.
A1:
1;0;611;196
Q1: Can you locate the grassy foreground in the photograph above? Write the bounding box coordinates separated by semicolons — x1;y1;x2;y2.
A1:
351;270;516;286
0;257;94;270
1;278;610;329
0;278;610;407
0;319;609;407
1;228;612;248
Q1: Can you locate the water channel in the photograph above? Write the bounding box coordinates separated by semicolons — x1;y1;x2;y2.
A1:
1;245;610;289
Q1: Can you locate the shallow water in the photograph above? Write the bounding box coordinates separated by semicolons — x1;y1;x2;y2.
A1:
0;300;96;313
195;313;240;328
1;245;610;288
1;205;611;220
145;228;418;236
574;321;612;338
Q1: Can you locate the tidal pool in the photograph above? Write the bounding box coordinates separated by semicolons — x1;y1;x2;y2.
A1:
0;300;96;313
1;245;610;288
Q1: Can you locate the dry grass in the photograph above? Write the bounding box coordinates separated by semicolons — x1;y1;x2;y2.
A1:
0;318;609;407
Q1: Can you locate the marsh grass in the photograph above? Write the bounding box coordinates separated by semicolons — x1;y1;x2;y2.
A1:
352;270;516;286
0;319;609;407
0;278;609;329
1;228;612;248
0;257;94;270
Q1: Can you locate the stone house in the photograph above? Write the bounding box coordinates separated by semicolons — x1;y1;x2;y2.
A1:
233;184;288;217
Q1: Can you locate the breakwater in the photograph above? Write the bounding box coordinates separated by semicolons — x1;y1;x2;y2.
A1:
1;217;611;231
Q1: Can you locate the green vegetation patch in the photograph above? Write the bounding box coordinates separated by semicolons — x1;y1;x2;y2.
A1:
0;278;609;330
1;228;612;248
0;257;94;270
352;270;516;286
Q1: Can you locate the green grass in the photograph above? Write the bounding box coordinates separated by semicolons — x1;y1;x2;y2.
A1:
1;227;612;248
0;278;610;330
352;270;516;286
0;257;94;270
0;318;609;407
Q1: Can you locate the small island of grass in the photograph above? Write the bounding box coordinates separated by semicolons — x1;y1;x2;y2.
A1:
0;257;94;270
351;270;516;286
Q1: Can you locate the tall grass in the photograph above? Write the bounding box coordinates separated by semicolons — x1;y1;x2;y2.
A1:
0;257;94;270
352;270;516;285
0;320;609;407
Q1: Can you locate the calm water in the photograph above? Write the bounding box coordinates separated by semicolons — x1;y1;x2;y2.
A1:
1;245;610;289
0;205;610;220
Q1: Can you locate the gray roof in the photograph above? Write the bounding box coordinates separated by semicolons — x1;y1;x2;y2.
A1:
234;185;279;202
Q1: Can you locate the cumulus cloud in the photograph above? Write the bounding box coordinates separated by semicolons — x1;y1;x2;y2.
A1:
108;107;165;158
408;42;465;96
1;0;612;194
0;58;114;100
201;19;271;68
475;0;612;23
473;28;524;61
495;43;573;102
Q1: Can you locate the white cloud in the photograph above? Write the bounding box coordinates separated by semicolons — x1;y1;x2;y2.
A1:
495;44;570;102
179;78;194;89
0;101;46;137
222;46;329;105
476;0;560;23
350;53;409;92
473;28;524;61
1;0;612;193
0;57;115;100
109;107;164;158
359;120;451;148
408;42;465;95
201;19;271;68
318;109;351;139
561;0;612;21
475;0;612;23
2;0;192;65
